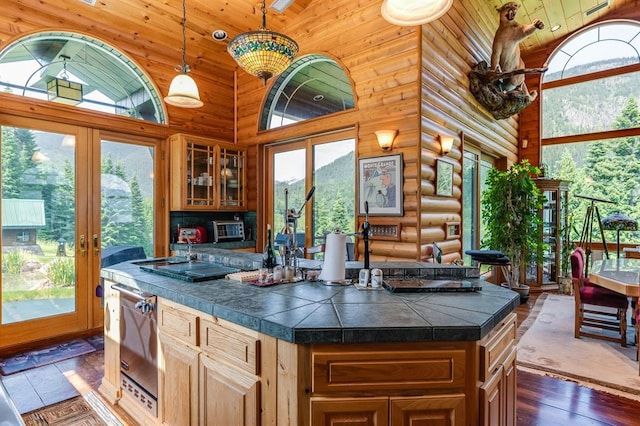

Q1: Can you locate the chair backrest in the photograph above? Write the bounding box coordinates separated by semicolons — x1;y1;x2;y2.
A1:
570;249;585;286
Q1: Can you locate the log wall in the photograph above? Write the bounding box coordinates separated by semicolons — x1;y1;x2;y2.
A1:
0;0;524;262
236;0;523;262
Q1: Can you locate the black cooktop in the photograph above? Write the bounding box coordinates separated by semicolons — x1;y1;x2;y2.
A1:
139;260;240;282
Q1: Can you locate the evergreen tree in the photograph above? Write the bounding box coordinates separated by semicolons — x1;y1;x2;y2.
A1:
331;191;351;234
1;127;22;198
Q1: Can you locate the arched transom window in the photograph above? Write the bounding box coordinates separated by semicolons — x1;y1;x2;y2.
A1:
0;32;166;123
260;54;355;130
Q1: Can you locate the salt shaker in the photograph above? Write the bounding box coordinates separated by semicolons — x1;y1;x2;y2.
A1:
370;268;383;288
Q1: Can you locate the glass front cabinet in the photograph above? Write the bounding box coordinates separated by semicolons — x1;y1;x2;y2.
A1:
169;134;246;211
526;179;569;289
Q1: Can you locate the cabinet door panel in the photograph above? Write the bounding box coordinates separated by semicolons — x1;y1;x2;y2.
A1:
480;365;504;426
200;354;260;426
390;394;465;426
159;333;199;426
503;349;517;426
311;397;388;426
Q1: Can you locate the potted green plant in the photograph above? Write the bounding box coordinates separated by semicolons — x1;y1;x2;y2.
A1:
481;160;547;301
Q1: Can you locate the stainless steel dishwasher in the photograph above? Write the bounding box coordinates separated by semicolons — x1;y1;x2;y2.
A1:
112;283;158;417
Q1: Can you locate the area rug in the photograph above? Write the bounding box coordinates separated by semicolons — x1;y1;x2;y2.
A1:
22;393;123;426
0;339;96;376
517;293;640;400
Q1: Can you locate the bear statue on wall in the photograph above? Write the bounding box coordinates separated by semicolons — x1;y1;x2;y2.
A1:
469;2;547;120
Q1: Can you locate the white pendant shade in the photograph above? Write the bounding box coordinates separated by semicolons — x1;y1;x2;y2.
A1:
164;73;203;108
381;0;453;26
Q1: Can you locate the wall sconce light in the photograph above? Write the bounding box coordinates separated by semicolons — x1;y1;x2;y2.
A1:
439;135;454;156
375;129;398;151
521;138;529;149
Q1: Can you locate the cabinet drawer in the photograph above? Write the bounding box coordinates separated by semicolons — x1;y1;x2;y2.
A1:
200;317;260;375
312;347;466;393
480;313;516;382
157;300;199;346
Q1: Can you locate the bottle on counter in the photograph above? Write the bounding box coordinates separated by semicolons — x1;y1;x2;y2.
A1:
262;224;278;271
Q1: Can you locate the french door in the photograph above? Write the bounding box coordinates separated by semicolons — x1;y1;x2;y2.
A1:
0;115;160;350
265;129;356;254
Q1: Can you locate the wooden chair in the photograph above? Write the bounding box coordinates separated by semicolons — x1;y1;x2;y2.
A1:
571;249;629;346
572;247;595;287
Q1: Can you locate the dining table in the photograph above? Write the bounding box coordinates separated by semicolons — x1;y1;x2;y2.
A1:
588;258;640;300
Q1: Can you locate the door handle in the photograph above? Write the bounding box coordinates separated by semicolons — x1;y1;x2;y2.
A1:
93;234;100;256
80;234;86;257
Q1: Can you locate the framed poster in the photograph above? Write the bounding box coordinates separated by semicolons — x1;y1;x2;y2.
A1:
436;159;454;197
358;153;403;216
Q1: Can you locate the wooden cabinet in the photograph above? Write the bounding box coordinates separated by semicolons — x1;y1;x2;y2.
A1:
158;333;199;426
104;294;516;426
309;345;469;425
157;299;200;425
527;179;569;288
479;313;517;426
311;397;389;425
200;355;260;426
169;133;246;211
98;279;120;404
156;298;263;426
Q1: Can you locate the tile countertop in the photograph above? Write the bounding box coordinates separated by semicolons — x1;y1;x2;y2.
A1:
100;248;520;345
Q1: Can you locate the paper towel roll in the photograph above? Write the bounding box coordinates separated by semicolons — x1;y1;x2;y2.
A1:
319;232;347;282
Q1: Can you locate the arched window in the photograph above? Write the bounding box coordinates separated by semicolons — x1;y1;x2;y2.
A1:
260;54;355;130
0;32;166;123
540;21;640;247
542;22;640;138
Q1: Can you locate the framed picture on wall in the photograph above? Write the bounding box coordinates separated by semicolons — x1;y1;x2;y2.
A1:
436;159;454;197
358;153;403;216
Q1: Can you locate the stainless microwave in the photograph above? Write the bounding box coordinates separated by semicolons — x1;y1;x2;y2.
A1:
212;220;245;242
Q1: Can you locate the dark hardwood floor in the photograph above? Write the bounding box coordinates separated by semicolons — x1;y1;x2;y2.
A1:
1;291;639;425
516;292;640;425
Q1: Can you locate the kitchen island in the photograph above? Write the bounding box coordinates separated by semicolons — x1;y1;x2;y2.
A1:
100;248;519;426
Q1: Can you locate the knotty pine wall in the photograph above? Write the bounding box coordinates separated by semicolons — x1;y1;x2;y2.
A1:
0;0;237;141
241;1;520;262
0;0;521;262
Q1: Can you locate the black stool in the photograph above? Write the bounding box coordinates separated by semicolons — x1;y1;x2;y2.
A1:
466;250;511;285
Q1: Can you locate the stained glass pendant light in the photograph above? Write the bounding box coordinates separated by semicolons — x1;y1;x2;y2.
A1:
381;0;453;26
164;0;203;108
227;0;299;85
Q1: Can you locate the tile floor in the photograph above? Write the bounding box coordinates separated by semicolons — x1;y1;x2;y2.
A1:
0;345;137;424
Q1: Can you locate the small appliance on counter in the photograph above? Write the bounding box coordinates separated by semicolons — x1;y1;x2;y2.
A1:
212;220;245;242
177;225;207;243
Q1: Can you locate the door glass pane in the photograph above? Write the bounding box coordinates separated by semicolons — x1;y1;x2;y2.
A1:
311;139;355;260
312;139;355;241
462;151;478;263
273;149;305;255
101;140;155;256
1;127;76;324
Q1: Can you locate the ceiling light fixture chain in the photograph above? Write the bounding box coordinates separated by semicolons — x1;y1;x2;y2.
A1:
164;0;203;108
180;0;188;73
227;0;299;86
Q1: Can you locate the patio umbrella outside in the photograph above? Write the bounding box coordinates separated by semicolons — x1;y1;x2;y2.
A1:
601;212;638;258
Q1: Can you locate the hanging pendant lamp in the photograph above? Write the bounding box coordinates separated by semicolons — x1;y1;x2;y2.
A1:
164;0;203;108
381;0;453;26
227;0;299;85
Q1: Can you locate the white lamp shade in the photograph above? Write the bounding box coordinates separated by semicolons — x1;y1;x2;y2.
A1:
381;0;453;26
164;73;203;108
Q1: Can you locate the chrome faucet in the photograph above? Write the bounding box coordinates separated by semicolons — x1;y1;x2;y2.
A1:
186;240;197;262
